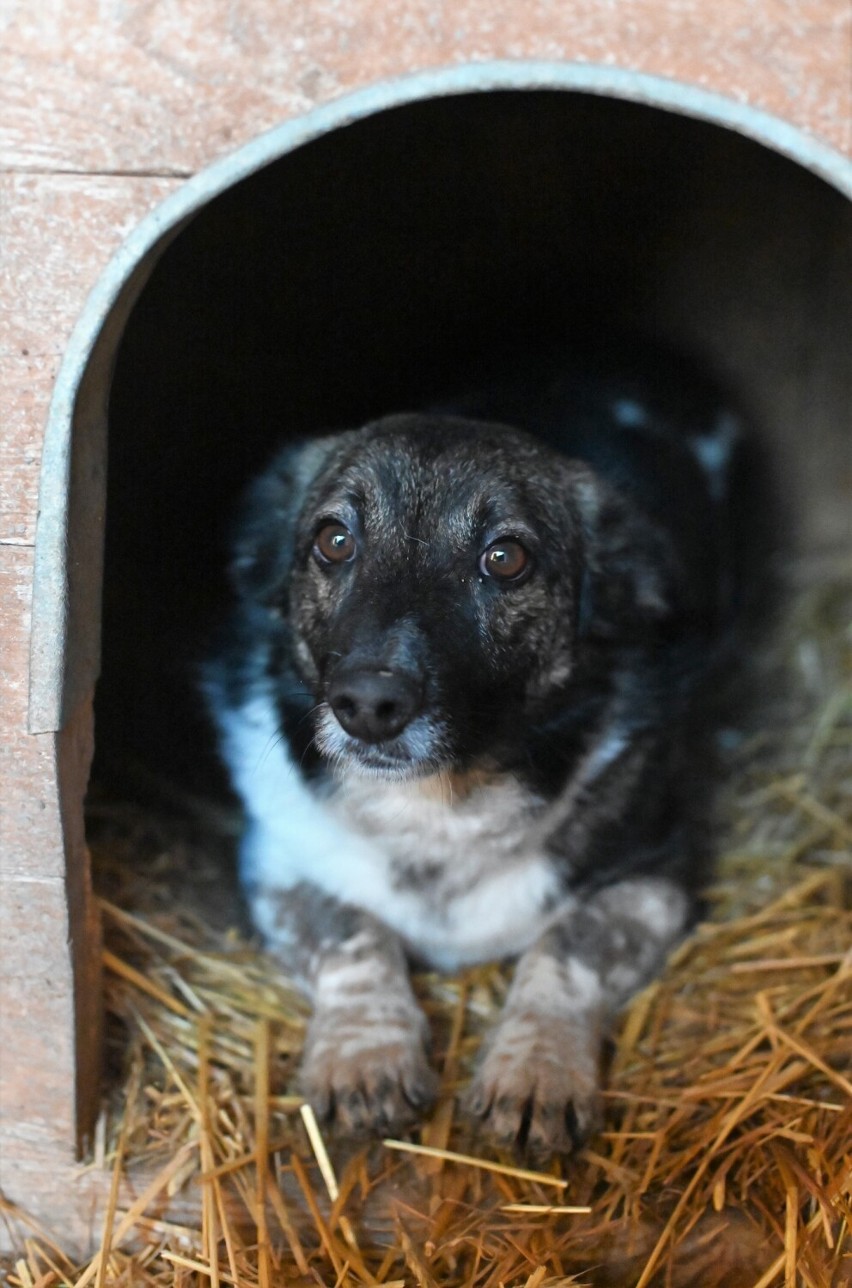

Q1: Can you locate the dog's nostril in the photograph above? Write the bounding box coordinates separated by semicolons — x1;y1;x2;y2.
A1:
328;669;420;744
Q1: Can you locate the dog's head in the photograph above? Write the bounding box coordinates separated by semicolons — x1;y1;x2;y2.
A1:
231;414;681;778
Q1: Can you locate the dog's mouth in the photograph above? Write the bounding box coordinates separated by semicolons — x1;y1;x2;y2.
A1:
314;704;449;780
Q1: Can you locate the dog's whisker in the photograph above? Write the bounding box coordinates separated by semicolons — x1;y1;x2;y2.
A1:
257;731;288;770
294;703;324;732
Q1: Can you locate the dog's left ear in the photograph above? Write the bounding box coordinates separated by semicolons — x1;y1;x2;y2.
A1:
570;468;686;639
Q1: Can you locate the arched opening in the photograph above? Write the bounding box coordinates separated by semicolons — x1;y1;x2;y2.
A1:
93;87;852;798
29;62;852;1169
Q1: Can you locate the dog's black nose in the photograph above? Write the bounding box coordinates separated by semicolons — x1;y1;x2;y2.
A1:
328;668;420;743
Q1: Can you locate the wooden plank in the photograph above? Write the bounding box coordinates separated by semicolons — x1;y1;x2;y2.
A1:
0;173;179;545
0;0;849;178
0;544;33;729
0;543;102;1244
0;711;103;1247
0;547;67;879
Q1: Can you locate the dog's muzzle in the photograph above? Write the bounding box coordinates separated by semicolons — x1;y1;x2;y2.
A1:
327;666;422;745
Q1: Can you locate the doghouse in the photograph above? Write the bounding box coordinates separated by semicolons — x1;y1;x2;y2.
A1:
1;8;850;1259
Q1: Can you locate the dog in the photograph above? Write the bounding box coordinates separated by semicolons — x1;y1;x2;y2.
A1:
204;347;744;1155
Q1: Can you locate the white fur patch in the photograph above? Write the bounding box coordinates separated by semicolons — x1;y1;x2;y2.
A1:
331;770;565;969
213;691;381;890
563;956;605;1010
315;954;384;997
214;687;567;971
589;877;689;941
580;726;629;783
611;398;649;429
689;412;740;500
515;951;603;1017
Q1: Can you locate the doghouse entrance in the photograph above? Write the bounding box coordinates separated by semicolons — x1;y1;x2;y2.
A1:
24;67;852;1274
93;87;852;794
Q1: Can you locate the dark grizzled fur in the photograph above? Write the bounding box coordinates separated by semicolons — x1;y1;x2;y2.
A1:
205;349;746;1153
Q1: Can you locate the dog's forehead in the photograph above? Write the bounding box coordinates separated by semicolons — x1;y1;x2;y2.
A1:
314;417;553;538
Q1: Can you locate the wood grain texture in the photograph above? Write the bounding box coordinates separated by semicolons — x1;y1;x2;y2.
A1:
0;552;102;1246
0;165;173;1249
0;174;180;546
0;0;849;179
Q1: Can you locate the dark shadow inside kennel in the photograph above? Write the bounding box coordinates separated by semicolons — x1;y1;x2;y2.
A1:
94;88;851;810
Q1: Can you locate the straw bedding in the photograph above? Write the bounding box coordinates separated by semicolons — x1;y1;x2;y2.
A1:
3;560;851;1288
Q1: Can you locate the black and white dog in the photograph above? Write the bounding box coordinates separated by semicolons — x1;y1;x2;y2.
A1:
205;350;744;1155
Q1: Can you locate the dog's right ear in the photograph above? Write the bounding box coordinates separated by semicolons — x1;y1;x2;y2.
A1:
228;439;332;606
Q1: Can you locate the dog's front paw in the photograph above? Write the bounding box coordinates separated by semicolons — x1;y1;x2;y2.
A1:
465;1008;602;1156
300;1000;439;1136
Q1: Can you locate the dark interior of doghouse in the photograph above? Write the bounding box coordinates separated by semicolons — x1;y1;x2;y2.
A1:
93;88;851;844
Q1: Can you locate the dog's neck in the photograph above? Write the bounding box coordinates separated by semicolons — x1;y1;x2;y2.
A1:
403;763;505;806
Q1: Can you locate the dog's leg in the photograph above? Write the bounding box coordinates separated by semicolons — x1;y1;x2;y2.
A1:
213;690;438;1131
256;880;439;1134
466;876;689;1154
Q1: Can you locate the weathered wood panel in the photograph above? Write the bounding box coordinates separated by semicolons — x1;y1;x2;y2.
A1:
0;542;99;1249
0;174;179;547
0;0;849;178
0;173;175;1251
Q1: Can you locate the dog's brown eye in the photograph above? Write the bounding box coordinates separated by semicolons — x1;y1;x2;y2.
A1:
313;523;356;565
480;539;530;582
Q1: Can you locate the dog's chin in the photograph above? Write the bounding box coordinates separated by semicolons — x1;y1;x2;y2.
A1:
314;708;451;782
336;749;442;783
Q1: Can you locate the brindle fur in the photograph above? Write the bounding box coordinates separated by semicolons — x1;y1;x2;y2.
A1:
206;356;743;1154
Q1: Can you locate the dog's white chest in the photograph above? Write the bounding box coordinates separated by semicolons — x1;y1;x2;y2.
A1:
217;692;564;969
326;772;562;967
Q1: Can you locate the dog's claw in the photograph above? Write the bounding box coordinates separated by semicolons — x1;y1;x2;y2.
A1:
300;1003;439;1137
464;1008;602;1156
